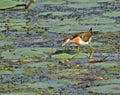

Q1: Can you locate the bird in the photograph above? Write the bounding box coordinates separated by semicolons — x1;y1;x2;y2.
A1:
62;28;95;60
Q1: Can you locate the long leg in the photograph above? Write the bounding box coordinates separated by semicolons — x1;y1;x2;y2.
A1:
69;45;80;60
89;44;95;59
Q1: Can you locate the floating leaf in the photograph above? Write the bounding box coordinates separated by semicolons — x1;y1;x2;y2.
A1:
0;27;6;32
40;11;72;16
39;0;65;5
17;79;74;89
27;62;55;68
67;3;100;8
9;19;28;23
102;11;120;17
87;84;120;94
67;0;114;3
84;62;119;68
2;47;55;60
52;53;87;59
53;69;88;78
79;17;115;24
0;0;25;9
0;93;35;95
0;68;24;74
99;79;120;84
0;41;13;47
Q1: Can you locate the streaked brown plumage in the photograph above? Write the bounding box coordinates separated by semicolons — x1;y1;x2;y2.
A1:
73;28;93;42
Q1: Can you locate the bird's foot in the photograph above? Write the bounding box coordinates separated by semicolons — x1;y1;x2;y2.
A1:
88;58;95;62
59;58;71;64
88;57;107;63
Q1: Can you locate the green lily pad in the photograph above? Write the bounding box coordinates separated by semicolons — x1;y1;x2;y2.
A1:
87;84;120;94
26;62;55;68
40;11;72;16
87;79;120;94
0;27;6;32
29;18;60;28
2;47;55;60
39;0;65;5
99;79;120;84
71;24;120;32
0;93;35;95
57;79;75;85
0;68;24;74
0;41;13;47
0;0;25;9
49;25;71;33
91;42;103;46
0;34;5;41
48;18;81;33
52;53;72;59
116;24;120;27
31;0;65;9
48;17;119;33
79;17;115;25
67;0;114;3
95;25;120;32
102;11;120;17
17;79;74;89
84;62;119;68
52;53;87;59
53;69;88;78
67;3;100;8
69;42;103;47
9;19;28;23
3;18;28;31
9;25;27;31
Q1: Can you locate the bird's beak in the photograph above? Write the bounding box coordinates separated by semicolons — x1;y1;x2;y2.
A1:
62;42;67;46
62;39;69;46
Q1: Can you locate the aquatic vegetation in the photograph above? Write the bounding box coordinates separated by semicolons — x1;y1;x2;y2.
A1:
66;3;100;8
0;93;36;95
52;53;87;59
102;11;120;18
0;68;24;74
0;41;13;47
0;0;25;9
1;47;53;60
17;79;74;89
67;0;114;3
84;62;119;68
0;0;119;94
87;79;120;94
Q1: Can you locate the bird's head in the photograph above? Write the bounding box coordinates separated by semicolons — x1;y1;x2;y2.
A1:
89;28;92;31
62;38;70;46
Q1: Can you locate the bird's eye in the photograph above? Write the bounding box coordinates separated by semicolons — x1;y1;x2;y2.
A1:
63;38;68;42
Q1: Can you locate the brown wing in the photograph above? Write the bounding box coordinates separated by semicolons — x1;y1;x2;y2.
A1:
72;28;93;42
79;32;92;42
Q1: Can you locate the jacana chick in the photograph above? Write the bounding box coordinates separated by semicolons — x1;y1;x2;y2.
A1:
62;28;95;60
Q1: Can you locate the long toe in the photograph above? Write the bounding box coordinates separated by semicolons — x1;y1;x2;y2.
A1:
88;58;94;62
